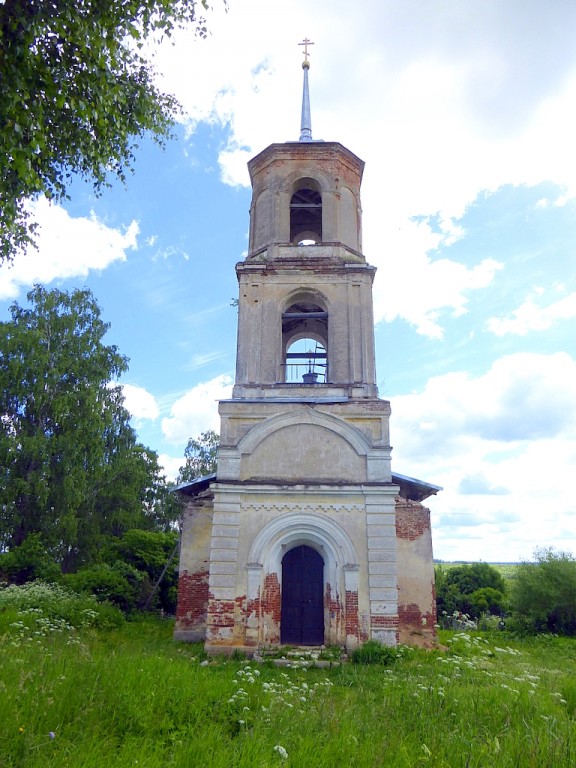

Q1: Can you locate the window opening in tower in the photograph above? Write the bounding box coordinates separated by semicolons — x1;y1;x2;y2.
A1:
290;188;322;244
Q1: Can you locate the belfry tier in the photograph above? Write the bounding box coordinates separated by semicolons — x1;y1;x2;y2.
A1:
233;141;379;400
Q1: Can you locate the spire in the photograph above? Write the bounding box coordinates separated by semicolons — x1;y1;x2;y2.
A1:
298;37;314;142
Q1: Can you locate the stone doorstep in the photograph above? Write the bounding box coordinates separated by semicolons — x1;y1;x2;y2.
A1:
253;656;342;669
253;645;346;668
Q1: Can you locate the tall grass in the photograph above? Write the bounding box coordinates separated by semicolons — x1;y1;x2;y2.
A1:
1;584;575;766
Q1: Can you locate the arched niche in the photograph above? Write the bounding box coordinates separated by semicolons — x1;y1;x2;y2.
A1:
339;186;361;251
252;188;272;252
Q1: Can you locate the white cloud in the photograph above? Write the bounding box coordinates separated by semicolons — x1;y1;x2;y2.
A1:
371;218;503;337
394;351;576;457
157;453;184;483
161;374;233;444
457;473;510;496
0;198;139;300
149;0;576;336
391;351;576;560
122;384;160;421
487;290;576;336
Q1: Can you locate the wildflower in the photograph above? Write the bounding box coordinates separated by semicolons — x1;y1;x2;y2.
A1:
49;732;55;740
19;727;25;733
274;745;289;760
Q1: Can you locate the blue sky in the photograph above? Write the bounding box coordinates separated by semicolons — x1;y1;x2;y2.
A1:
2;0;576;562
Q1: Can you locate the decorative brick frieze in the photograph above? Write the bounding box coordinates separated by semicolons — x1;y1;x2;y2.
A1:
243;501;365;516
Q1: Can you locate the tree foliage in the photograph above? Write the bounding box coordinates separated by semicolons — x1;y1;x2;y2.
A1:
436;562;507;618
61;529;179;613
0;285;170;572
0;532;61;584
511;548;576;636
0;0;211;263
178;429;219;482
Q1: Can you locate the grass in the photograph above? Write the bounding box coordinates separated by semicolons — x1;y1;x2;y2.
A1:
1;604;575;766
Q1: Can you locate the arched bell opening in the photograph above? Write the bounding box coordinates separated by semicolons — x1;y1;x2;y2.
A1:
290;178;322;244
281;544;325;645
284;337;326;383
281;294;328;383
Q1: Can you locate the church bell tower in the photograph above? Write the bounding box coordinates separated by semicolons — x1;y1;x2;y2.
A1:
174;43;439;652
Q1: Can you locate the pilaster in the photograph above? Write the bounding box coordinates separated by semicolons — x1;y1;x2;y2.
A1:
365;487;400;646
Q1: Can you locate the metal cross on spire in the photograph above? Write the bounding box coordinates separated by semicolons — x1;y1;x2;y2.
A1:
298;37;314;141
298;37;314;66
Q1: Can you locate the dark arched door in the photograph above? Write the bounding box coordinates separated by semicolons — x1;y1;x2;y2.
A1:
281;545;324;645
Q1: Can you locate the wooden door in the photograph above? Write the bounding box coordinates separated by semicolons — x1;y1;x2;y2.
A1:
281;545;324;645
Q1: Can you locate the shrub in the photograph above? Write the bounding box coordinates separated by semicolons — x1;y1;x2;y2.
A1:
436;563;507;619
469;587;508;616
0;580;124;630
0;534;61;584
350;640;399;666
62;562;145;614
511;548;576;636
108;529;179;613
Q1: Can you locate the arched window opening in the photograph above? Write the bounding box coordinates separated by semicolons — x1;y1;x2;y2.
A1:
290;188;322;244
282;300;328;383
285;338;327;383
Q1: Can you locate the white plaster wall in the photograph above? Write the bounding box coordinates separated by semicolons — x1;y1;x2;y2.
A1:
241;423;366;482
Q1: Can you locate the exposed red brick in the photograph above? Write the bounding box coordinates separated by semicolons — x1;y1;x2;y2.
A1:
175;569;209;632
395;498;431;541
398;600;438;648
260;572;281;643
345;590;359;638
371;615;399;628
206;598;236;632
323;583;343;642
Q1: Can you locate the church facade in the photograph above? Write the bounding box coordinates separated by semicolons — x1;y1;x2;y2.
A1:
174;52;439;653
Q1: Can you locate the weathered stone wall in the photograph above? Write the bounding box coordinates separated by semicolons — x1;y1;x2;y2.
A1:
203;487;378;653
173;492;213;642
174;133;438;654
174;489;438;651
396;497;437;648
247;142;364;254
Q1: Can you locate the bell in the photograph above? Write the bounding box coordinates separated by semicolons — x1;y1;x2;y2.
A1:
302;352;318;383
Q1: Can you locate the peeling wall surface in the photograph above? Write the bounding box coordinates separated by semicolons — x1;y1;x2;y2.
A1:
174;136;438;653
396;498;437;648
174;408;437;652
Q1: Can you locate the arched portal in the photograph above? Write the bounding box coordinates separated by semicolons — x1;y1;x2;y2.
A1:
247;511;361;647
281;545;324;645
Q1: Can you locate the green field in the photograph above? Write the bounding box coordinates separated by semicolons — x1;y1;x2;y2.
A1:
1;608;575;767
436;561;519;582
